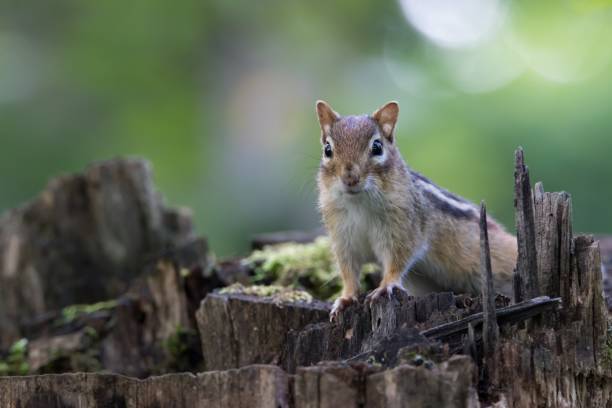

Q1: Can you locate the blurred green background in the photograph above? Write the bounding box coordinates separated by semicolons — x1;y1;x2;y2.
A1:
1;0;612;257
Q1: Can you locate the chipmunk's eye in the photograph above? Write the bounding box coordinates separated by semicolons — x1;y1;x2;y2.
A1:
371;139;383;156
324;142;333;158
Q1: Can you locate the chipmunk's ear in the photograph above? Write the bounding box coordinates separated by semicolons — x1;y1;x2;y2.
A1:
316;100;339;143
372;101;399;142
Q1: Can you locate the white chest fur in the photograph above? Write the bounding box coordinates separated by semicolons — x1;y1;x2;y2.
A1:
328;186;389;264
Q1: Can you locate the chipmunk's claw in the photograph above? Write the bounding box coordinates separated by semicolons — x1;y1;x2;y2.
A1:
365;282;406;305
330;296;357;322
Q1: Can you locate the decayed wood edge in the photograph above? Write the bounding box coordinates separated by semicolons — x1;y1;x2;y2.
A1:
0;158;203;350
513;147;540;302
533;182;572;300
466;322;477;361
596;235;612;312
573;235;609;367
479;201;499;394
0;360;482;408
196;292;330;372
0;365;290;408
420;296;561;341
479;201;498;358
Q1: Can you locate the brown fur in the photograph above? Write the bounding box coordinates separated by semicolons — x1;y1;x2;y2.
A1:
315;101;517;317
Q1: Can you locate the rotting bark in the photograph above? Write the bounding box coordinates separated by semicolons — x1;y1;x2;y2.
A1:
0;361;482;408
365;355;479;408
479;201;498;359
283;290;492;372
295;357;480;408
479;201;499;394
196;292;330;371
13;238;241;378
99;250;212;377
0;365;289;408
533;182;572;300
294;362;381;408
0;159;198;349
513;147;540;301
599;235;612;311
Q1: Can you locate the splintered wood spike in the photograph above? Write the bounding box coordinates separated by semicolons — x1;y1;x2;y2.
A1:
513;147;540;302
480;201;499;357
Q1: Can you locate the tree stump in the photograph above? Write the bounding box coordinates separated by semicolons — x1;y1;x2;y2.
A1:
0;152;609;407
196;290;330;371
0;159;198;349
0;365;289;408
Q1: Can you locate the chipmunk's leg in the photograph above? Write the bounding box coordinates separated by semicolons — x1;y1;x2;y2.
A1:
365;257;406;303
366;243;428;303
330;251;361;322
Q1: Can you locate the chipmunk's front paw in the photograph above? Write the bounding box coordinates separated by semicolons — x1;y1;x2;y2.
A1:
330;296;357;322
365;282;406;304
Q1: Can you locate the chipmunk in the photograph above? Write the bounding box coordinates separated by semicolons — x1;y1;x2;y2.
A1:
315;101;517;320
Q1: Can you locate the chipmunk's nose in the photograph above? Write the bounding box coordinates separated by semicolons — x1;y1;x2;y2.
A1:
342;164;360;188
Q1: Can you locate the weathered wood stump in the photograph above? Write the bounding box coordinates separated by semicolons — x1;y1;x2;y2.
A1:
365;356;478;408
598;235;612;311
295;356;478;408
196;290;330;371
0;365;289;408
0;150;610;407
284;291;489;373
0;159;199;349
15;237;247;378
0;360;482;408
197;288;531;374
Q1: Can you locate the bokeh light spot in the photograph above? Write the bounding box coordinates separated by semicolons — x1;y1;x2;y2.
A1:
399;0;506;49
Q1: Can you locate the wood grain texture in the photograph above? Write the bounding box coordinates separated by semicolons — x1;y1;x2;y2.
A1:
0;365;288;408
479;202;498;359
533;182;572;300
513;147;540;301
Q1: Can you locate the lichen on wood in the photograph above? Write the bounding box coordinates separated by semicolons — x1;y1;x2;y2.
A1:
244;236;380;300
219;283;314;303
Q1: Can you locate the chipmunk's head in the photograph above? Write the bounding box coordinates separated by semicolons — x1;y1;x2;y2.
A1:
316;100;400;196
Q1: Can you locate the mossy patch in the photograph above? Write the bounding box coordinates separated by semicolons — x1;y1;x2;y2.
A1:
38;347;102;374
220;283;314;304
162;326;202;373
59;299;118;325
244;236;380;300
0;338;29;376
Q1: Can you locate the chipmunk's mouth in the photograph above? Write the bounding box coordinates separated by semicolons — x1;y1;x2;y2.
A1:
343;186;363;195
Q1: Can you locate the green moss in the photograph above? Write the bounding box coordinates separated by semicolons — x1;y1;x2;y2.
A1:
0;338;29;376
59;299;118;325
165;326;192;358
220;283;313;303
244;237;380;300
162;326;202;373
39;348;102;374
37;328;102;374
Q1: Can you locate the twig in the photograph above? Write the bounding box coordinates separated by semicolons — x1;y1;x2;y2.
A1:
421;296;561;341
